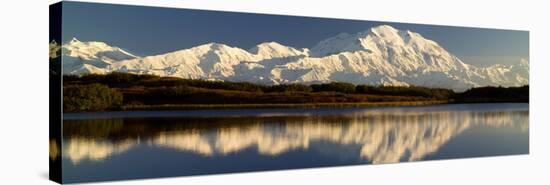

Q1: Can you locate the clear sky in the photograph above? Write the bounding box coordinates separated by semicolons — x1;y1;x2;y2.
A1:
61;1;528;67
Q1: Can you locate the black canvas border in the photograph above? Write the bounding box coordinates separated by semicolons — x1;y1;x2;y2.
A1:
49;1;62;184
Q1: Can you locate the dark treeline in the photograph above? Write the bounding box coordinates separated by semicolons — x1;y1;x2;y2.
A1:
62;73;528;112
64;73;455;98
453;85;529;103
64;73;264;92
356;85;454;99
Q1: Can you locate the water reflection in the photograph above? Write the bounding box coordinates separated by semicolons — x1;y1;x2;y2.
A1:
63;104;528;165
64;139;136;164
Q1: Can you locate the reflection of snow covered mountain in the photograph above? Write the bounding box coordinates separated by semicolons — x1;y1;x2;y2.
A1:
62;107;528;164
60;25;528;91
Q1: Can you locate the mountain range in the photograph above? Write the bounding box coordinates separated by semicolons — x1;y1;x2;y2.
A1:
53;25;528;91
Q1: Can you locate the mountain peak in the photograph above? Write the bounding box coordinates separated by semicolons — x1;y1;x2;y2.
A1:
310;25;442;57
70;37;80;43
196;42;231;50
249;41;306;58
62;39;138;63
308;27;376;57
258;41;283;46
369;25;419;46
520;58;529;67
370;25;399;36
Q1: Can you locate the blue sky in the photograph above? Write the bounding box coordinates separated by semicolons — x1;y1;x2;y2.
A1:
61;2;528;66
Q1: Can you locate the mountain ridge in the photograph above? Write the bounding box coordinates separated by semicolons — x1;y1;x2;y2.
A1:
57;25;529;91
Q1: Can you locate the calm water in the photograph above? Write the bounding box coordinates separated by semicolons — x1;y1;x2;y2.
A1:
61;103;529;183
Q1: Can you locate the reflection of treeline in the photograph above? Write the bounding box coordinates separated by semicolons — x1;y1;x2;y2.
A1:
63;115;368;140
62;73;528;112
63;119;124;138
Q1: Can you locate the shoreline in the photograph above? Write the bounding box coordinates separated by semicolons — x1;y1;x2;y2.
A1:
62;102;529;120
62;100;531;114
120;100;450;111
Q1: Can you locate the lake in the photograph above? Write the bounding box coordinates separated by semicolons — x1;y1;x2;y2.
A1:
61;103;529;183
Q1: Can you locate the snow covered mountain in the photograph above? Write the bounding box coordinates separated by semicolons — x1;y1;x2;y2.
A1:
61;38;138;74
60;25;529;91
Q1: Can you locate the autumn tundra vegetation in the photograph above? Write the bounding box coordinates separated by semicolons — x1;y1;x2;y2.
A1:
62;72;528;112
